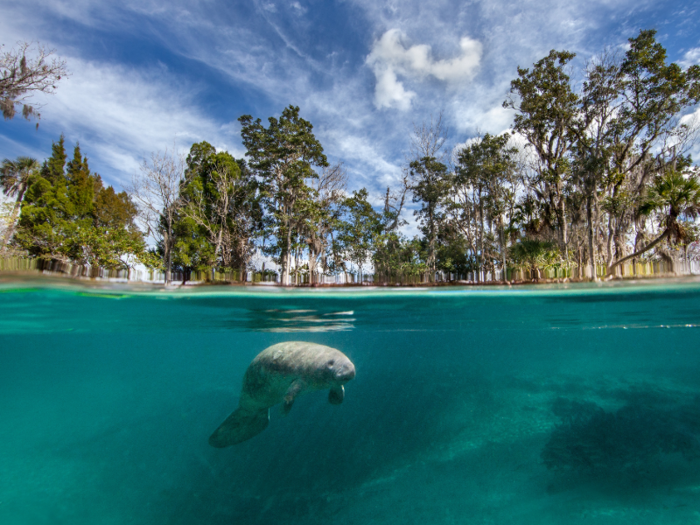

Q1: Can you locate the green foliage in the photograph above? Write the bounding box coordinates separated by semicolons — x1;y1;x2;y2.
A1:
509;238;560;279
8;30;698;284
0;156;39;199
505;49;578;186
618;30;700;150
449;133;519;277
12;137;147;269
239;105;327;283
338;188;382;275
373;232;427;280
176;141;261;278
171;213;215;275
435;229;477;274
410;156;449;275
640;169;700;222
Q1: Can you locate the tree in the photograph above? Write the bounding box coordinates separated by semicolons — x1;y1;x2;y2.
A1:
14;138;147;269
170;211;214;281
452;133;519;281
239;105;328;285
609;167;700;273
602;30;700;272
128;149;184;284
510;238;560;281
0;156;39;250
373;233;426;283
339;188;382;282
572;49;624;280
89;183;145;269
15;137;76;261
504;50;579;255
178;141;260;281
1;42;68;122
304;162;348;284
409;156;449;280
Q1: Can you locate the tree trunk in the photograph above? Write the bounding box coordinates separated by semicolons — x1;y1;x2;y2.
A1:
499;216;507;281
558;188;568;259
428;206;436;283
281;220;292;286
657;248;677;275
577;244;583;280
603;212;612;268
478;191;484;283
309;243;316;285
163;227;172;285
613;232;626;278
586;193;597;282
608;227;670;274
1;184;27;251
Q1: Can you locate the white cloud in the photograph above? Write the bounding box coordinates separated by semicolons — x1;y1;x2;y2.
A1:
366;29;482;110
0;0;682;231
372;66;416;111
325;130;403;187
35;58;242;189
680;47;700;68
679;107;700;162
290;1;307;14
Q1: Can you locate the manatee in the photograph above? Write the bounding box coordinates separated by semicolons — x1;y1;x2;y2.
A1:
209;341;356;447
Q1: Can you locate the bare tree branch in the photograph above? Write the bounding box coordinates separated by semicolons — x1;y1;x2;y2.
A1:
0;41;69;121
127;149;185;283
408;111;449;164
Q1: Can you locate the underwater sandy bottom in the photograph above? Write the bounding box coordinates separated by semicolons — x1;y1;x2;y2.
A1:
2;365;699;525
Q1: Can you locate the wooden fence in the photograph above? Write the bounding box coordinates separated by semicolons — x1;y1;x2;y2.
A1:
1;256;699;286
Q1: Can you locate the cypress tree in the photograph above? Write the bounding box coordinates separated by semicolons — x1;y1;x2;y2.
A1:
42;135;67;183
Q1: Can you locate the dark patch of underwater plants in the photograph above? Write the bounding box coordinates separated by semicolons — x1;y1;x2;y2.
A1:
541;396;700;475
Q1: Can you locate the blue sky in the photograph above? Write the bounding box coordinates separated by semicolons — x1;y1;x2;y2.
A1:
1;0;699;213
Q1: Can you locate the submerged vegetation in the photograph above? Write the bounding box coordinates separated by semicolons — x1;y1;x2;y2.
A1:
542;397;700;476
1;30;700;284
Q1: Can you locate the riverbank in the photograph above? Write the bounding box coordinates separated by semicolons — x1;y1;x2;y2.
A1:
3;269;700;294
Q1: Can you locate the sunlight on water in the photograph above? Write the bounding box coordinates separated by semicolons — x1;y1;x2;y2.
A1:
1;277;700;525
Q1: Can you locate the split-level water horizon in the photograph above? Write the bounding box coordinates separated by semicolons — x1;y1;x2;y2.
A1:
2;277;700;524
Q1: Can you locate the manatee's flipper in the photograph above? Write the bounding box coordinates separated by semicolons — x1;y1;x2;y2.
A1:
282;379;305;415
208;408;269;447
328;385;344;405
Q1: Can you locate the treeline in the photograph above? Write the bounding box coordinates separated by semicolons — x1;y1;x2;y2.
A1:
1;29;699;284
399;28;700;282
498;29;700;280
128;106;398;285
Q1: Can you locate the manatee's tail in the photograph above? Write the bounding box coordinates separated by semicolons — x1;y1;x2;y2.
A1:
209;407;270;447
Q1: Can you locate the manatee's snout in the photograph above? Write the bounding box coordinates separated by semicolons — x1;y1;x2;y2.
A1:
335;360;356;382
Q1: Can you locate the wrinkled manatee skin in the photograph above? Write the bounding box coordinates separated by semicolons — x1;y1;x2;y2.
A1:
209;342;356;447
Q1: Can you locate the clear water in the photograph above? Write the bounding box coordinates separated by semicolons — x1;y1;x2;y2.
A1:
1;277;700;525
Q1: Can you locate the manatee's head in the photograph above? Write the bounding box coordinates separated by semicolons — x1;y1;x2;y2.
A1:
323;352;356;385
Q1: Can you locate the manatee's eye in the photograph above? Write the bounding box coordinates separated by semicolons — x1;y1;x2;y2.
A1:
327;359;335;367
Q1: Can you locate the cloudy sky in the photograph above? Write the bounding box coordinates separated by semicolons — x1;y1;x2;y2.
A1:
1;0;699;206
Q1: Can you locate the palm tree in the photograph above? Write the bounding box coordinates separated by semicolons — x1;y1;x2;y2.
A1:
0;156;39;250
510;238;560;281
608;169;700;273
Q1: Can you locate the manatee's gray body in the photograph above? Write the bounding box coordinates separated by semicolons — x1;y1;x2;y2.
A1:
209;341;356;447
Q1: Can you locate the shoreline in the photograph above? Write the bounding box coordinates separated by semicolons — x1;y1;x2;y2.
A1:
2;269;700;292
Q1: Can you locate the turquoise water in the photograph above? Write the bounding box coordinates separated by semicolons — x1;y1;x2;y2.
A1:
1;278;700;524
